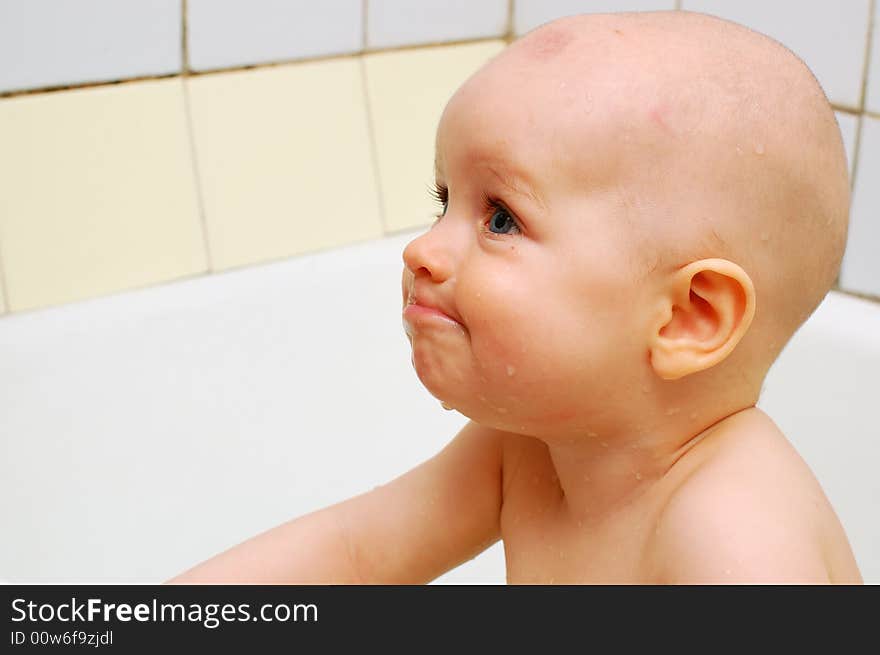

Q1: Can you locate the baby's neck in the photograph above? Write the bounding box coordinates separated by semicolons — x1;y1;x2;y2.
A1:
542;404;758;524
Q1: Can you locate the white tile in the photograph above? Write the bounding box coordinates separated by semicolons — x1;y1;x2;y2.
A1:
682;0;872;110
367;0;508;49
0;0;181;93
836;111;859;180
866;1;880;113
840;116;880;297
514;0;676;35
188;0;363;71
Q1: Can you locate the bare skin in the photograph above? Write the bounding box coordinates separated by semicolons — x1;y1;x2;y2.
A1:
167;12;861;585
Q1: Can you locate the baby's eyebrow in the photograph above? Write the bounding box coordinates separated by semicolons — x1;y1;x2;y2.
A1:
485;163;546;211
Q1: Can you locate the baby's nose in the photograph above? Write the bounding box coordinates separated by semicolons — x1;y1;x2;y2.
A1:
401;227;455;284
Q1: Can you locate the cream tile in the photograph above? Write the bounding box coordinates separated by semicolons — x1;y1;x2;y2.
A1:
0;80;206;313
364;41;506;233
187;60;383;271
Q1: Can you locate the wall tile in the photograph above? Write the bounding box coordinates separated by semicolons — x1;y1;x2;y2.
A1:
0;0;181;93
682;0;872;110
364;41;506;233
187;59;382;272
0;80;206;313
367;0;508;49
840;116;880;297
188;0;362;72
866;0;880;113
514;0;676;35
836;111;859;180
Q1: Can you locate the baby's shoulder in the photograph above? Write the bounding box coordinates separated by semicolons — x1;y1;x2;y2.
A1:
647;409;858;583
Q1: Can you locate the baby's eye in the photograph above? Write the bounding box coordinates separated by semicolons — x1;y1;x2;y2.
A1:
484;201;521;236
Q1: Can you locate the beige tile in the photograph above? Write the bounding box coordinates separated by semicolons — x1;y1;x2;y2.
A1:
364;40;506;233
0;79;206;313
187;59;383;272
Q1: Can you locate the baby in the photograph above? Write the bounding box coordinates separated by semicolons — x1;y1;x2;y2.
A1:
169;11;862;584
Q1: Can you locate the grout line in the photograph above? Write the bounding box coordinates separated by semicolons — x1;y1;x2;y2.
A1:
506;0;515;40
181;0;190;75
831;285;880;304
181;80;214;274
362;0;369;51
849;109;865;200
0;228;11;314
0;36;503;99
0;73;180;100
359;57;388;234
856;0;875;112
832;104;865;115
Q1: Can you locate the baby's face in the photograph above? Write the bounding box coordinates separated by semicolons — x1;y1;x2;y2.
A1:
401;44;661;433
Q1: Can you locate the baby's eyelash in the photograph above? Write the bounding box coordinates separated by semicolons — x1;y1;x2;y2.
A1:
430;181;448;216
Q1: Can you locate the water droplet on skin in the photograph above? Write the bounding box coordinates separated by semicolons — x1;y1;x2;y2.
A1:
736;145;744;156
586;431;598;438
755;143;765;155
441;401;453;411
497;407;508;414
760;232;769;242
689;412;698;420
665;407;680;416
506;364;516;377
641;385;651;393
600;441;609;448
583;92;594;114
635;472;643;481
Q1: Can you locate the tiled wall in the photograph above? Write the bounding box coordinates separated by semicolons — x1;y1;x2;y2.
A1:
0;0;877;317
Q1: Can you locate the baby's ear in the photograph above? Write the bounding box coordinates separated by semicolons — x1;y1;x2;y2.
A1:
648;259;756;381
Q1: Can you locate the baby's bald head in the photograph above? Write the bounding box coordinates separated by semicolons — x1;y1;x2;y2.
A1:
454;11;849;386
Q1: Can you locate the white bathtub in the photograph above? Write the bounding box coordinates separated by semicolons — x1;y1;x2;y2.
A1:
1;231;877;583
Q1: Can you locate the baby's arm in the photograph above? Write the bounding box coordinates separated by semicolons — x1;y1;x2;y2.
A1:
165;420;504;584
